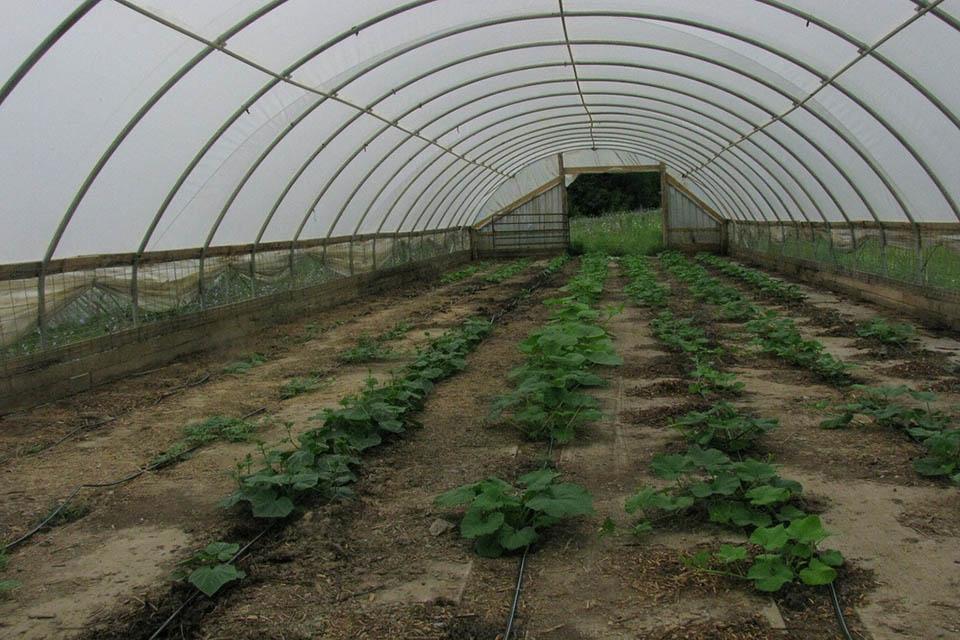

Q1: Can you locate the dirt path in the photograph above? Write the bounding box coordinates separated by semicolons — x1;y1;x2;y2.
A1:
0;259;548;639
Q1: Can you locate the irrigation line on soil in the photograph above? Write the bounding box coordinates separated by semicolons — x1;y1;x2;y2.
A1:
0;373;211;467
829;582;856;640
147;524;275;640
1;406;266;552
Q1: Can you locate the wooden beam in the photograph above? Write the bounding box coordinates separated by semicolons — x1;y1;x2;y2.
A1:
563;164;662;175
665;174;726;224
472;177;563;230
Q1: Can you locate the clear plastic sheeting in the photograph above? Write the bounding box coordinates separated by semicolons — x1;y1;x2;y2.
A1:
2;1;960;355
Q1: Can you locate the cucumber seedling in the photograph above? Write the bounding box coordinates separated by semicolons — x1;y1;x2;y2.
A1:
173;541;246;597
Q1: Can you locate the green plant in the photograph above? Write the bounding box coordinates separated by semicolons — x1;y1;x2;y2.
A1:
435;469;594;558
821;385;958;483
684;517;844;592
746;311;853;383
441;262;489;284
493;256;620;444
339;333;397;363
625;446;842;592
222;353;267;375
173;541;246;597
622;255;669;308
484;259;532;283
339;320;413;364
697;254;806;303
689;360;745;398
856;318;917;346
151;416;259;468
280;374;334;399
672;402;777;452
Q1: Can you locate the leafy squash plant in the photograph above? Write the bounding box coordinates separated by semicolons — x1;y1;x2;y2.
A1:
625;446;843;592
173;541;246;597
435;469;594;558
821;385;958;484
856;318;917;347
672;402;777;452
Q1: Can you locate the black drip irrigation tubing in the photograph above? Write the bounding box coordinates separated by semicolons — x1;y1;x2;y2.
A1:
0;373;211;467
146;523;275;640
829;581;856;640
1;406;266;553
502;434;558;640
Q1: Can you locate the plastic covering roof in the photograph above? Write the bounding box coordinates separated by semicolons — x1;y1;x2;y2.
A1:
3;1;959;266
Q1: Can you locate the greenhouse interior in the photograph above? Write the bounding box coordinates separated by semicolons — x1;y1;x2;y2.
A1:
1;2;959;639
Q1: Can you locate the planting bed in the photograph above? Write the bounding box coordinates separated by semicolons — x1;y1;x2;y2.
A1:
0;253;957;640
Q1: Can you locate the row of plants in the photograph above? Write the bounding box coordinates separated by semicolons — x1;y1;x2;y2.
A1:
179;257;574;595
697;253;806;303
484;258;532;283
663;252;853;384
686;253;958;486
436;255;615;557
439;261;490;284
700;253;919;349
623;254;846;594
821;385;959;484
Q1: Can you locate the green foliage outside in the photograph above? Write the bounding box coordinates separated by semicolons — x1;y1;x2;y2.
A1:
570;211;663;256
567;172;661;217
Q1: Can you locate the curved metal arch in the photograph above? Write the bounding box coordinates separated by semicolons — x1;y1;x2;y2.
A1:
450;141;745;229
242;8;956;247
215;25;912;253
557;8;957;222
453;137;752;228
424;128;761;234
426;129;764;232
334;85;810;245
451;113;799;224
420;121;780;231
344;74;820;244
266;14;955;241
336;68;840;240
383;102;757;241
294;43;890;248
11;0;954;275
380;87;847;239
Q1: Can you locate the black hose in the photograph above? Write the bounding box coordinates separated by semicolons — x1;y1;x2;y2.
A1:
147;524;274;640
829;581;855;640
2;407;265;552
503;546;530;640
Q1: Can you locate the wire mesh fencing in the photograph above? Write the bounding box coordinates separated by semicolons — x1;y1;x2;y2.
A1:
0;228;470;363
728;221;960;294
